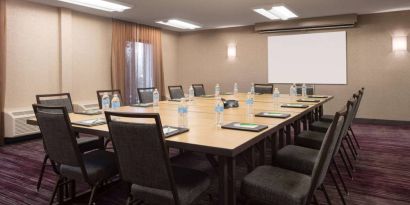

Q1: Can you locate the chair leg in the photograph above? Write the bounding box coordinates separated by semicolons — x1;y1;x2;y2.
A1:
341;143;355;171
339;150;353;180
346;133;359;157
313;194;319;205
349;126;361;149
344;137;357;160
88;183;99;205
332;159;349;195
37;155;49;191
329;168;347;205
49;176;63;205
321;184;332;205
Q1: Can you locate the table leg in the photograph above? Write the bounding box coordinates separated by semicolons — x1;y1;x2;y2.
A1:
219;156;236;205
286;124;292;145
258;139;266;165
271;132;278;164
302;115;307;130
279;129;285;148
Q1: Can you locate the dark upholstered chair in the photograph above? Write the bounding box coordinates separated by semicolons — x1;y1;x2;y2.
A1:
33;104;118;205
105;112;210;205
137;87;156;103
241;109;345;205
96;89;122;109
254;83;274;94
168;85;185;100
35;93;104;191
192;84;206;96
296;84;315;95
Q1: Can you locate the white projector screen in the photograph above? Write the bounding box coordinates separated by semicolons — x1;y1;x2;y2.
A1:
268;31;347;84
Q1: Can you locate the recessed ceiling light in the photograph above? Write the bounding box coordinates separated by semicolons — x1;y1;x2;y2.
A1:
156;19;201;30
270;6;298;20
58;0;131;12
254;6;297;21
253;8;279;20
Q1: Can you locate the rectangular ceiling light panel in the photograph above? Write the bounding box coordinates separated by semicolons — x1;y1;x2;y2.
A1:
58;0;131;12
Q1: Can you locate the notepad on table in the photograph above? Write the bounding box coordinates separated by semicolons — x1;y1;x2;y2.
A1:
255;112;291;119
72;118;106;127
76;109;102;115
281;103;309;108
162;126;189;138
297;99;320;103
308;95;329;98
222;122;268;132
131;103;153;107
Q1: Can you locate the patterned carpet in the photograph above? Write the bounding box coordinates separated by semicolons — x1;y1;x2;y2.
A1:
0;123;409;205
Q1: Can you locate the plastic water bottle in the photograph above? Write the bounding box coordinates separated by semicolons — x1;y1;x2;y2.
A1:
246;92;254;116
215;97;224;127
153;89;159;106
111;94;121;109
188;86;195;101
302;83;307;97
273;88;280;108
250;83;255;95
178;98;188;128
233;82;239;96
289;84;295;96
215;83;221;97
101;93;110;110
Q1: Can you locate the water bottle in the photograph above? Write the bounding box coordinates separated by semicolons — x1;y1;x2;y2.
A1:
215;83;221;97
178;98;188;128
111;94;121;109
101;93;110;110
289;84;295;96
153;89;159;106
215;97;224;127
246;92;254;116
233;82;239;96
302;83;307;97
250;83;255;95
188;86;195;101
273;88;280;108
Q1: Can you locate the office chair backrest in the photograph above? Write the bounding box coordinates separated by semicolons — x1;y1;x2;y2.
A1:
36;93;74;113
332;98;356;158
96;89;122;109
137;87;156;103
295;84;315;95
192;84;206;96
308;107;346;200
168;85;184;100
254;84;274;94
105;112;179;203
32;104;82;167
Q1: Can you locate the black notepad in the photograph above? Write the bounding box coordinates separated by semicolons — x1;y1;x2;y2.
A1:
221;92;233;95
255;112;291;119
200;95;215;98
75;109;102;115
297;99;320;103
131;103;153;107
163;126;189;138
222;122;268;132
308;95;329;98
168;99;182;102
281;103;309;108
72;118;106;127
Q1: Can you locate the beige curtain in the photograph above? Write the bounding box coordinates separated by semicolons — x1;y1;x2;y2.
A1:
111;20;165;103
0;0;5;145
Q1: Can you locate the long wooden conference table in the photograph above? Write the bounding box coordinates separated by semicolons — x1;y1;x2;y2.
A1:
28;93;332;205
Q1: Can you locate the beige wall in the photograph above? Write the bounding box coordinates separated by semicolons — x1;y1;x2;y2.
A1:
5;0;112;109
161;30;179;95
177;11;410;121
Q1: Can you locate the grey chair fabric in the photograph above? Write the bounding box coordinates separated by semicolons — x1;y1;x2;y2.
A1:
254;84;273;94
275;145;318;175
96;90;122;109
295;131;325;150
168;86;184;99
37;94;74;113
106;112;210;205
192;84;206;96
241;165;311;205
137;88;155;103
309;121;331;133
60;150;118;184
131;166;210;205
77;136;104;153
241;108;346;205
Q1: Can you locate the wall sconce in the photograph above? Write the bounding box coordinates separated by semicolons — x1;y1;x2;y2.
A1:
392;36;407;52
227;43;237;59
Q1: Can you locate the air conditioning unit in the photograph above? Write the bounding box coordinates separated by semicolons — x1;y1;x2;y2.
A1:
4;108;40;138
254;14;357;33
73;101;100;113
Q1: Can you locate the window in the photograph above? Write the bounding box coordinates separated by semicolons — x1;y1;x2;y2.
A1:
125;41;154;104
